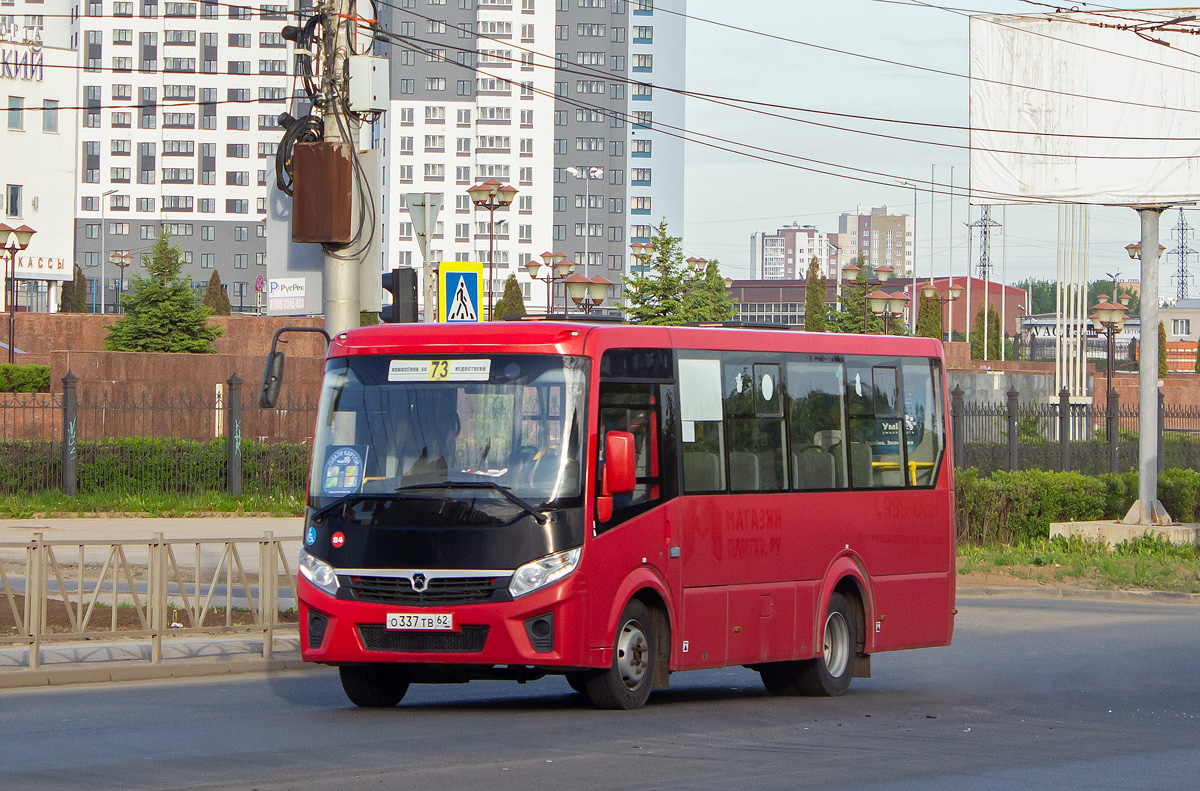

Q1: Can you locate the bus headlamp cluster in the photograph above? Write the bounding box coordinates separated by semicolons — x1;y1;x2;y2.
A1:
508;548;581;599
299;548;340;596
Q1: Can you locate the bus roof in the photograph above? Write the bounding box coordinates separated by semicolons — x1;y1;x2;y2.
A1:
329;321;945;362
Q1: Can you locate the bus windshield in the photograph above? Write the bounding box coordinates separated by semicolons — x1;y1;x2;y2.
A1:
308;354;587;510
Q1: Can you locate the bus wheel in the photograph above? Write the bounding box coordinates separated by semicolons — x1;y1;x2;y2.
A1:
564;671;590;694
796;592;856;697
586;600;657;710
339;665;410;708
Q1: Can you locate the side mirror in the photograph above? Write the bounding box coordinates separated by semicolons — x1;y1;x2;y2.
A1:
259;351;285;408
604;431;636;495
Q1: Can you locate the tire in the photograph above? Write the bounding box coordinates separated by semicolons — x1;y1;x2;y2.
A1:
564;671;590;695
795;592;857;697
759;592;857;698
339;665;410;708
585;600;658;710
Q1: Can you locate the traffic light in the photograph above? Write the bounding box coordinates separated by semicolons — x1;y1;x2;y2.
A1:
381;267;418;323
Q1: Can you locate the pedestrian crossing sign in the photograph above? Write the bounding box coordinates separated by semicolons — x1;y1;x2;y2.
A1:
438;262;483;323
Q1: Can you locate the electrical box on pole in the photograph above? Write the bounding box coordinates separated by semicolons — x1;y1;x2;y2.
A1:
348;56;390;113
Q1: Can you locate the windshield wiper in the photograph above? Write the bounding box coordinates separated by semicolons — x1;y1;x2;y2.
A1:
395;482;548;525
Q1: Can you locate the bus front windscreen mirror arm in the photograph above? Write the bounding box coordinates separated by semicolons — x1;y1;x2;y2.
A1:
259;326;331;409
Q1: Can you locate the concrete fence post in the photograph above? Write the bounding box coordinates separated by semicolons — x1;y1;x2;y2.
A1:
226;373;243;497
60;372;77;496
262;530;277;660
1006;387;1019;472
951;385;965;468
1107;388;1120;474
1058;387;1071;472
27;532;44;669
151;532;166;664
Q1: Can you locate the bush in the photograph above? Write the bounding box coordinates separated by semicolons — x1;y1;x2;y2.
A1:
0;364;50;393
956;467;1200;545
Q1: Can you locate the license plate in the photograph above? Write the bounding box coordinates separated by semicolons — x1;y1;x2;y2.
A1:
386;612;454;631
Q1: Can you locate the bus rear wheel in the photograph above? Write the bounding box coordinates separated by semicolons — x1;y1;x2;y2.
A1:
585;600;657;710
759;592;857;697
339;665;410;708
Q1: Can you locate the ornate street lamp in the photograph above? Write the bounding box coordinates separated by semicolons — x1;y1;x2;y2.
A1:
0;223;36;364
564;273;613;314
921;282;962;340
110;250;134;313
466;178;518;321
867;288;905;335
525;251;575;314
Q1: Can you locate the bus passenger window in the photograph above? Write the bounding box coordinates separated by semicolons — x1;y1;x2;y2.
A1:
902;359;945;486
722;358;786;492
679;357;725;492
786;361;847;490
844;362;906;488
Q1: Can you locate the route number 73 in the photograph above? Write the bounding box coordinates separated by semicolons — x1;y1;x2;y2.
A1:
428;360;451;381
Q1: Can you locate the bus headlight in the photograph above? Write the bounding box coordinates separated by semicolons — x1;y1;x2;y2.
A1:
299;548;339;596
508;548;581;599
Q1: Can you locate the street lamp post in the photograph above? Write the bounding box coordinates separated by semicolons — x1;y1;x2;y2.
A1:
525;251;575;314
567;166;604;278
466;179;518;321
921;282;963;340
100;188;118;314
867;289;907;335
564;273;614;314
110;250;133;312
1;223;36;364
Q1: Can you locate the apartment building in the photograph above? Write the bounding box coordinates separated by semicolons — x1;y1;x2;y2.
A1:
376;0;685;315
69;0;294;313
749;223;830;280
838;205;914;277
1;26;77;314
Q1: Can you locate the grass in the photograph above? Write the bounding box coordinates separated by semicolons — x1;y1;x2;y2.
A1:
0;490;305;518
958;534;1200;593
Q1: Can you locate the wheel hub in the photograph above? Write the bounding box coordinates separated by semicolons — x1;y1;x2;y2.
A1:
616;620;649;690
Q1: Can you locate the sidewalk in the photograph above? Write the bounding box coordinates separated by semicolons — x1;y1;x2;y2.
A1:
0;516;303;542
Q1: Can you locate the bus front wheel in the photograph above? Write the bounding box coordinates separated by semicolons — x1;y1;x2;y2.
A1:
760;592;857;697
585;599;658;710
339;665;410;708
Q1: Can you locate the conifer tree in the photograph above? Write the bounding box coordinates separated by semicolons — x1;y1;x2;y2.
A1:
916;292;944;339
1159;320;1169;378
202;271;232;316
803;257;826;332
104;231;223;353
59;265;88;313
494;273;527;320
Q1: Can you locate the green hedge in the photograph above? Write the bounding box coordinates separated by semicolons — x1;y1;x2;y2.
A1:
0;437;309;496
956;467;1200;544
0;364;50;393
962;436;1200;477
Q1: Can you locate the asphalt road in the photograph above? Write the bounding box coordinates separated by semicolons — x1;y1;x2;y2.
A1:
2;596;1198;791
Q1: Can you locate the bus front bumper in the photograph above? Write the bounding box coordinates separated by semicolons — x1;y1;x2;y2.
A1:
297;576;595;669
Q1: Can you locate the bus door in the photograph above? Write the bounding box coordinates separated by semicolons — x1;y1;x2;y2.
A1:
588;350;680;659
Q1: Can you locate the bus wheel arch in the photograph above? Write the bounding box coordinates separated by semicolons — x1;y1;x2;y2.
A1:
819;556;875;656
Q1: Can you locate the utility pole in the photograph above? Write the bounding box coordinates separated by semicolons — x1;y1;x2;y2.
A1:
321;0;360;337
1169;207;1194;301
968;205;1002;360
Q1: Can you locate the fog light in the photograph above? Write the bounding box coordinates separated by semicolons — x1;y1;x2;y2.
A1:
523;613;555;653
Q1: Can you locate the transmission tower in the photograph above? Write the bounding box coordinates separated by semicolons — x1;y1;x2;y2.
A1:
1168;207;1195;301
968;205;1002;280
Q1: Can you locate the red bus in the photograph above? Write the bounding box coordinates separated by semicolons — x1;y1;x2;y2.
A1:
285;320;955;710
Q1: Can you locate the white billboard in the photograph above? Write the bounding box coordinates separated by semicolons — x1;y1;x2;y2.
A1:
969;10;1200;205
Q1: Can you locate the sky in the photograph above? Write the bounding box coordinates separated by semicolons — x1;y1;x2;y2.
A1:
678;0;1199;302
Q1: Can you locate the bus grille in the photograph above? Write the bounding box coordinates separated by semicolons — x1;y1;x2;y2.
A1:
342;575;505;605
358;624;490;653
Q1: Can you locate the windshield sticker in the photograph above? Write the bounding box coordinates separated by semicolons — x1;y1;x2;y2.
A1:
323;445;368;496
388;359;492;382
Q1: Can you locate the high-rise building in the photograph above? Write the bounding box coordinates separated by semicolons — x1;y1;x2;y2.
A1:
749;223;830;280
837;205;914;277
377;0;685;315
69;0;295;313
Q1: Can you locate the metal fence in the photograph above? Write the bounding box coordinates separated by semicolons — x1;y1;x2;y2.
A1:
0;373;317;497
0;532;300;667
950;386;1200;475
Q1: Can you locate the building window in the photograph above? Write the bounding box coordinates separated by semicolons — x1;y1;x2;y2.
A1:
1173;318;1192;337
7;96;22;130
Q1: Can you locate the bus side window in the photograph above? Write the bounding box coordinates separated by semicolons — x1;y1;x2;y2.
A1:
902;359;944;486
679;356;725;492
722;358;787;492
786;361;847;490
597;382;665;530
844;361;906;488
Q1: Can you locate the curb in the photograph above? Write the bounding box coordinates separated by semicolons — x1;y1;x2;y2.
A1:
0;654;311;690
958;585;1200;603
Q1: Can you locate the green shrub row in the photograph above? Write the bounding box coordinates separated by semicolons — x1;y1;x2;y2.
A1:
956;467;1200;544
0;437;309;496
0;364;50;393
962;436;1200;477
